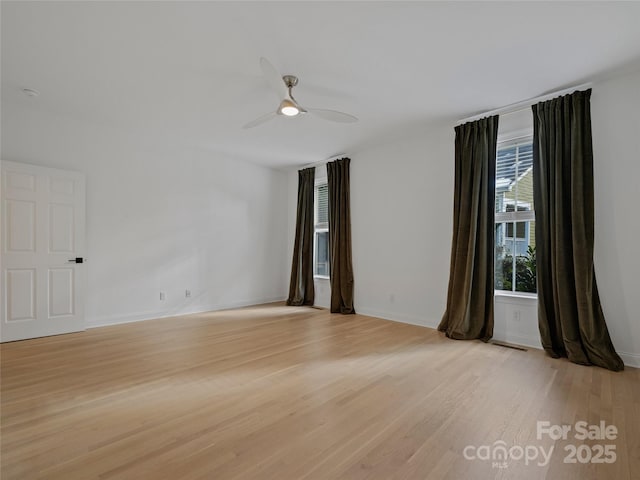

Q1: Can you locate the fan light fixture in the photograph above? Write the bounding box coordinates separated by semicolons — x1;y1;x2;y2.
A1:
279;99;300;116
242;58;358;129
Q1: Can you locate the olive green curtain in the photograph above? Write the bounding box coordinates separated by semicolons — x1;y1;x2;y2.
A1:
532;89;623;371
439;116;498;341
327;158;355;314
287;167;315;306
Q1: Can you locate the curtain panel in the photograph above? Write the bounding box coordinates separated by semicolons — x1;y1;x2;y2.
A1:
327;158;355;314
287;167;315;306
532;89;623;371
439;116;499;341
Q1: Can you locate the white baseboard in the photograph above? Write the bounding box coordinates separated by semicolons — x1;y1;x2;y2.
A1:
355;307;441;330
87;296;286;329
491;333;543;351
617;351;640;369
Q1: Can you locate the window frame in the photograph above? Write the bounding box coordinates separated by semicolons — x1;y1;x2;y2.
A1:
313;180;330;279
494;136;536;296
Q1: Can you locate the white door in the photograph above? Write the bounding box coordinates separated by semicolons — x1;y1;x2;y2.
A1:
1;161;86;342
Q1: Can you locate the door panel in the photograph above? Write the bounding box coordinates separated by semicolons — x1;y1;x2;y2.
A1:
1;161;86;342
50;177;75;196
6;171;36;191
7;200;36;251
49;203;75;252
6;269;36;321
48;268;75;317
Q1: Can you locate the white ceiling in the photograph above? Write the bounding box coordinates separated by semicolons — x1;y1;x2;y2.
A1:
3;1;640;168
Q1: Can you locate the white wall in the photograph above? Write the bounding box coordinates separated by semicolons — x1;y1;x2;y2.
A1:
285;68;640;367
350;125;454;327
286;122;454;326
591;68;640;367
2;107;289;327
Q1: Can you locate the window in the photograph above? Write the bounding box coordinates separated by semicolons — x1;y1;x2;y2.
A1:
495;140;536;293
505;204;529;240
314;182;329;277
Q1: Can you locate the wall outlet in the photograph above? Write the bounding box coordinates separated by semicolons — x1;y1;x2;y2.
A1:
160;291;165;301
185;289;191;298
512;310;521;321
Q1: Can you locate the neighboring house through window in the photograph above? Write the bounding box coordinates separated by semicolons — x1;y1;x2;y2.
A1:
495;139;536;293
314;182;329;277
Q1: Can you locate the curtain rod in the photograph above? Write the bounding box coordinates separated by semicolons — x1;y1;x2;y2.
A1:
300;153;348;170
457;82;592;125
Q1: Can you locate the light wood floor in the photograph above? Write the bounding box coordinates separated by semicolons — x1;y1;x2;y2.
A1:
1;303;638;480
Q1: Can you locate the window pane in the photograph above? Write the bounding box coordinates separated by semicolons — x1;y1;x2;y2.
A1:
495;139;535;294
506;222;514;238
315;231;329;277
506;220;527;239
316;184;328;226
517;144;534;213
496;146;516;214
495;223;514;291
495;221;536;293
495;143;534;214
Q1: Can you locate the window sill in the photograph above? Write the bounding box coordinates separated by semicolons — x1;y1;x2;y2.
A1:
314;275;330;281
495;290;537;300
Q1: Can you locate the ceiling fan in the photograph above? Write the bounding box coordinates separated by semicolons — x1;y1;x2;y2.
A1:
243;58;358;129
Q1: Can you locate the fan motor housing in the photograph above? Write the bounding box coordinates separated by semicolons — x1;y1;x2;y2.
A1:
282;75;299;88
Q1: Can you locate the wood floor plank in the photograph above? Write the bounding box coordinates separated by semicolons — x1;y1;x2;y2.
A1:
1;303;638;479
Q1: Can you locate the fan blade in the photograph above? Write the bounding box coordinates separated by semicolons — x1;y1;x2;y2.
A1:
307;108;358;123
243;112;277;129
260;57;287;99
